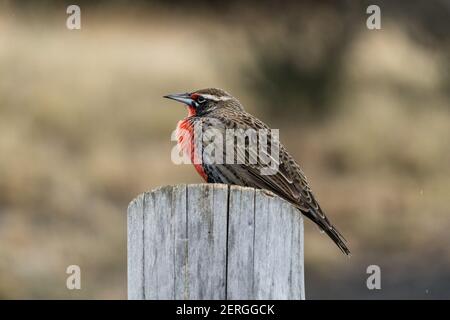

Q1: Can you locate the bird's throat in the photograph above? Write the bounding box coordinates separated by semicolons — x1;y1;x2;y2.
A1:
187;106;196;117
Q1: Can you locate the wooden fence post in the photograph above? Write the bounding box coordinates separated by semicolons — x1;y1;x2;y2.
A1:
127;183;305;300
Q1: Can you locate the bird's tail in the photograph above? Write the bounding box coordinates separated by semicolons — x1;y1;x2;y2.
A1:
303;208;351;256
322;223;351;256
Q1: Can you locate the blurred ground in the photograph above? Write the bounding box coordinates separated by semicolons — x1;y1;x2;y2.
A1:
0;1;449;299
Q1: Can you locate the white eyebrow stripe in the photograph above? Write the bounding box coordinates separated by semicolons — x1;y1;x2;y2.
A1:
200;94;232;101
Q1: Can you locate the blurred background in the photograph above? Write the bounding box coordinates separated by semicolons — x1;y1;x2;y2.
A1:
0;0;449;299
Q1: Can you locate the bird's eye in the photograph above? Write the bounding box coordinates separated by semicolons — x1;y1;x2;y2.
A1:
197;96;206;104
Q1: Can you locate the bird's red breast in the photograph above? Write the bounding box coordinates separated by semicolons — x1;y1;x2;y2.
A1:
176;116;208;181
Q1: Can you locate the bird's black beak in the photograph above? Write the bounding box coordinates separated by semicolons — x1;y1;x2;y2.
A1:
163;92;194;107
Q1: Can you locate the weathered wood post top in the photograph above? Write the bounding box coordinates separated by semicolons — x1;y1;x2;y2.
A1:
127;183;305;300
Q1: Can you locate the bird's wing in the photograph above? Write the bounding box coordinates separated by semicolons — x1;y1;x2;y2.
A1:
205;111;313;209
202;111;350;255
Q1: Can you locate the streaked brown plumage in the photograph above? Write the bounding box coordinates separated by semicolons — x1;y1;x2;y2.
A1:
164;88;350;255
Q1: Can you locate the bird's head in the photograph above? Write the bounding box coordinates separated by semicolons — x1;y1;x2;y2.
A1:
164;88;243;116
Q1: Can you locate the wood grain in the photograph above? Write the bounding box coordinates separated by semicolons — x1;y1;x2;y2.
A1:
127;184;304;300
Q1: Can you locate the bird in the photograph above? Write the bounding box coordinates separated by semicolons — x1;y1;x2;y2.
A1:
164;88;350;256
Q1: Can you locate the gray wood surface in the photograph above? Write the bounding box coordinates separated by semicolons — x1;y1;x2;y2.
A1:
127;193;144;299
128;183;305;300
